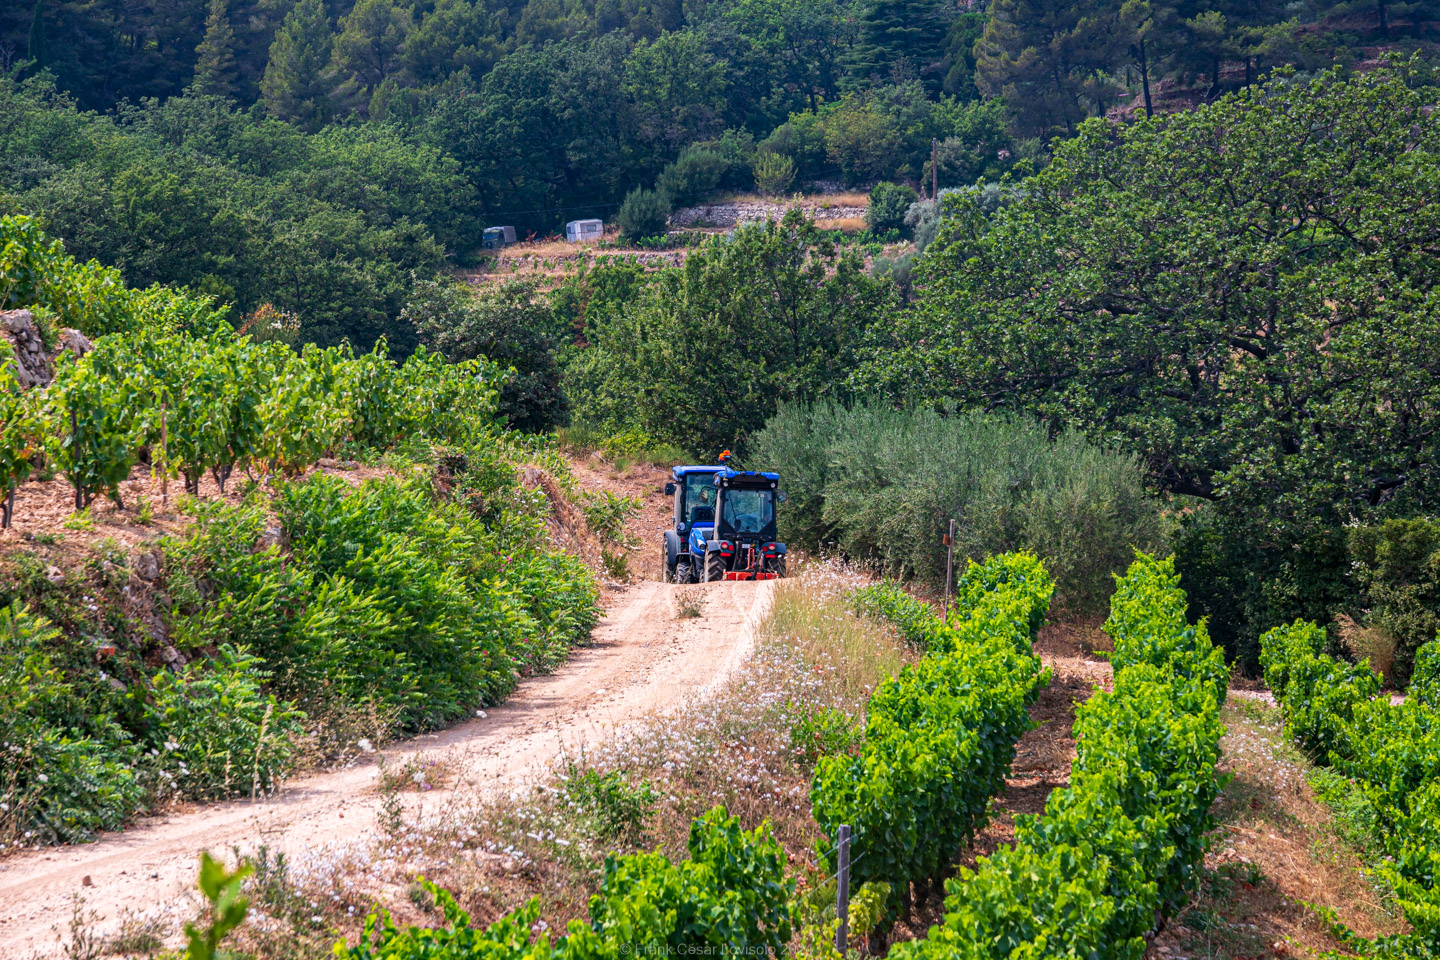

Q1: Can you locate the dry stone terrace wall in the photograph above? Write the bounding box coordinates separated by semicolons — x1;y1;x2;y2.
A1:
669;202;866;228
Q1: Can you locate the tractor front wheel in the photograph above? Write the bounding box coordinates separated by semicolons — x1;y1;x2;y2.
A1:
675;560;694;584
704;549;727;583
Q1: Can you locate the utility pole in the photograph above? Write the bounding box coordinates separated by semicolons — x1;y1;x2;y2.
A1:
931;137;938;201
835;824;852;955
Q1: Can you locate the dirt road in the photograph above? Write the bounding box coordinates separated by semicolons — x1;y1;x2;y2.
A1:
0;578;772;956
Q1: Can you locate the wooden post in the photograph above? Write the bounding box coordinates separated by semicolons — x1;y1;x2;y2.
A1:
835;824;852;955
160;402;169;506
943;519;956;618
71;408;81;511
931;138;938;201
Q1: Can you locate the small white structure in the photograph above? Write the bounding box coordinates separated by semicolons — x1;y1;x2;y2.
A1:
565;218;604;243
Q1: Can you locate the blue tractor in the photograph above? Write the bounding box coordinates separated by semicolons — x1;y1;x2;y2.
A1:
662;454;787;583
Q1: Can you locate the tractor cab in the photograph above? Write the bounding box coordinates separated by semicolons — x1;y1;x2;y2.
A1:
661;456;787;583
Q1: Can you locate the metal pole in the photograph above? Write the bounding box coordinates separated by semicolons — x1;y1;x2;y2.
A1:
943;519;956;618
835;824;852;955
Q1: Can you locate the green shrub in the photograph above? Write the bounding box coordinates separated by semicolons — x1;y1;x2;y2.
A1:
616;187;671;241
144;646;303;802
752;401;1165;614
1259;620;1379;760
1264;615;1440;956
655;146;730;207
753;151;796;196
0;602;143;844
864;182;918;235
562;765;656;844
1412;639;1440;707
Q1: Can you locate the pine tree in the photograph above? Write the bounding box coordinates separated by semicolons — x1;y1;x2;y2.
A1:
331;0;412;103
260;0;335;131
975;0;1127;137
192;0;239;98
846;0;951;94
26;0;46;69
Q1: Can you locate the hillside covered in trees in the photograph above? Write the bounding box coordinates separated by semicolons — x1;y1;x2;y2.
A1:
2;0;1438;348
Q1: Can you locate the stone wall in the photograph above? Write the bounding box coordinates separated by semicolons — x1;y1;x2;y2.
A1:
669;202;866;228
1;310;94;388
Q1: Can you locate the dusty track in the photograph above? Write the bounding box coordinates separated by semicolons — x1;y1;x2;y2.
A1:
0;578;772;956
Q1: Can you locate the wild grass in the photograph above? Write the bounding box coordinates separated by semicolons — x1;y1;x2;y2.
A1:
1171;695;1408;958
673;588;705;619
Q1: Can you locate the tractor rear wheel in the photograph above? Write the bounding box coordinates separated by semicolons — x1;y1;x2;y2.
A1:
768;556;787;579
661;544;672;582
704;549;727;583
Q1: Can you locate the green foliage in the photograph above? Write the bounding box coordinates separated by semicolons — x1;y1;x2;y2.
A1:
580;490;641;546
1264;613;1440;955
655;146;730;206
185;852;253;960
812;553;1052;922
891;552;1226;960
787;703;861;762
863;68;1440;654
338;806;792;960
1259;620;1380;760
752;401;1165;613
864;182;917;234
0;602;144;844
616;187;672;241
849;581;942;648
569;211;898;454
752;151;796;196
562;765;656;844
0;353;42;519
45;341;149;508
145;646;302;802
1413;640;1440;707
404;278;569;433
1349;518;1440;686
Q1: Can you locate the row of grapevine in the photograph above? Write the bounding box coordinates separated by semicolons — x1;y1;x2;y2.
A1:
2;213;507;520
339;806;793;959
816;553;1055;923
891;553;1227;960
2;330;503;517
1261;621;1440;956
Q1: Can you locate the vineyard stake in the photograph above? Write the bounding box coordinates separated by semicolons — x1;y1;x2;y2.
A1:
160;401;169;506
71;408;81;511
835;824;851;955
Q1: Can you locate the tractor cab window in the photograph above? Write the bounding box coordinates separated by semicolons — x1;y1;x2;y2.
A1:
720;487;775;536
684;473;718;527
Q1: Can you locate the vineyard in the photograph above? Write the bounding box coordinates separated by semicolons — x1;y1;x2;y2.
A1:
0;214;601;849
1;213;504;520
1261;620;1440;958
317;552;1230;960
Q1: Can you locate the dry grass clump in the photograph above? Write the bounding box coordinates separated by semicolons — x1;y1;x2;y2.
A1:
1335;613;1399;686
